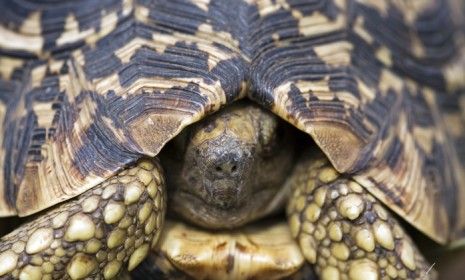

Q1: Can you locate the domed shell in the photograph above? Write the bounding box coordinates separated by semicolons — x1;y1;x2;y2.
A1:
0;0;464;244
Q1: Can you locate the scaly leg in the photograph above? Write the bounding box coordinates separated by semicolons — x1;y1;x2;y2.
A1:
0;159;166;280
287;154;434;280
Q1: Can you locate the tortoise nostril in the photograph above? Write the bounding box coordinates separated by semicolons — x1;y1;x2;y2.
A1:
213;155;240;176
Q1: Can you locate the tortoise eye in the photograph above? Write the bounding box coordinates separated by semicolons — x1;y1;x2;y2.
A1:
203;122;217;133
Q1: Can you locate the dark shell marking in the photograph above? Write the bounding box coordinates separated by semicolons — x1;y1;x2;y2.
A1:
0;0;464;244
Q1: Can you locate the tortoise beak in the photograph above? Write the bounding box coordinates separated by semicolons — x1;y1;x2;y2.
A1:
198;138;254;210
204;179;245;210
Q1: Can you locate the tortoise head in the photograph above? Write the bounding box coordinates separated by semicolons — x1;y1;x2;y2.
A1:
161;101;296;229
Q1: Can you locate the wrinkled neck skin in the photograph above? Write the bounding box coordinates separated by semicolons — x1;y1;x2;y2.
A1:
161;101;297;229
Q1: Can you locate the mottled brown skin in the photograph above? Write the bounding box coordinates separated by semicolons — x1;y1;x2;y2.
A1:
162;101;296;229
159;103;434;279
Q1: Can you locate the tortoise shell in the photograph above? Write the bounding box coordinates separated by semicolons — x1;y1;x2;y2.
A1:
0;0;464;244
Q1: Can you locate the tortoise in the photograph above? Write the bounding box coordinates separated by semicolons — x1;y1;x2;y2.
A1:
0;0;465;279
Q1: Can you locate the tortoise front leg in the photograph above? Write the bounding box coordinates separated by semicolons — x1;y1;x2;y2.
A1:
287;155;434;280
0;159;165;280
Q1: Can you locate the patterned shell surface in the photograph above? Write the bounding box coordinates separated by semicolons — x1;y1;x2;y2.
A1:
0;0;464;244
